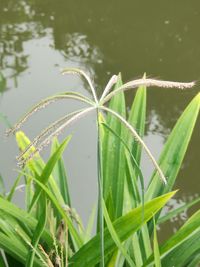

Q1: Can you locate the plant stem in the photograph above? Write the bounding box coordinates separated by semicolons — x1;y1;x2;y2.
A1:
97;108;105;267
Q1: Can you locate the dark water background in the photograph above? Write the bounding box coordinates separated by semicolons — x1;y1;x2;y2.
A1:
0;0;200;241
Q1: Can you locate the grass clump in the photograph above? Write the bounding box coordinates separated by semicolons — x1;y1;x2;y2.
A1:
0;68;200;266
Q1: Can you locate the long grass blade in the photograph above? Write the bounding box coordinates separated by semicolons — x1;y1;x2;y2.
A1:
101;122;144;209
145;209;200;267
101;74;126;220
0;211;48;267
145;93;200;201
51;138;71;206
127;74;146;183
0;251;7;267
15;131;66;213
0;233;43;267
26;193;47;267
0;198;53;246
28;136;71;213
126;77;152;261
6;174;22;201
69;191;176;267
102;201;136;267
0;174;5;197
153;218;161;267
100;106;167;184
18;170;83;250
84;205;96;243
187;253;200;267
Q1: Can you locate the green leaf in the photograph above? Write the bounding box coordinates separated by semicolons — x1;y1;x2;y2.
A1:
125;79;152;263
24;173;33;211
29;136;71;212
18;171;83;250
145;209;200;267
0;233;43;267
127;73;146;171
0;197;53;247
0;210;45;266
146;93;200;201
26;193;47;267
15;131;65;207
186;252;200;267
0;253;7;267
84;205;96;243
160;210;200;267
102;74;126;220
125;74;146;215
69;191;176;267
51;137;71;206
101;120;150;263
0;173;5;197
102;200;136;267
6;174;22;201
153;218;161;267
158;196;200;225
101;121;143;208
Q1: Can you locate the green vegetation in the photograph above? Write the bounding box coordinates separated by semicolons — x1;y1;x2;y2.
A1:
0;69;200;266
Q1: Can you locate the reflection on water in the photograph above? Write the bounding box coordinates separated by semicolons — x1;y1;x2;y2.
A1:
0;1;45;88
0;0;200;231
0;72;6;93
61;33;103;65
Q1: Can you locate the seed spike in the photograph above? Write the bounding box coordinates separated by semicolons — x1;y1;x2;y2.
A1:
100;75;118;102
17;108;85;162
18;107;95;166
62;67;98;104
102;78;195;104
6;93;93;136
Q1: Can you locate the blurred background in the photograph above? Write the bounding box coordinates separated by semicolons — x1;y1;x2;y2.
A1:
0;0;200;240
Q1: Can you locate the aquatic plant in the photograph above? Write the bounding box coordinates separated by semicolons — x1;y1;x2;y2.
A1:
1;69;200;267
6;68;194;182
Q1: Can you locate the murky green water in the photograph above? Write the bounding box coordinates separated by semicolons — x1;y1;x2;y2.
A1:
0;0;200;239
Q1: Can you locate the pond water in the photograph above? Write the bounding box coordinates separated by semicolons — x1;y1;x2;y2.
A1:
0;0;200;240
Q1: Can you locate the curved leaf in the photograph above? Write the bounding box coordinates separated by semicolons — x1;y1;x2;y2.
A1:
145;209;200;267
146;93;200;200
102;73;126;220
69;191;176;267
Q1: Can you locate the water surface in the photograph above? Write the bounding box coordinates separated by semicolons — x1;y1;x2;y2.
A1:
0;0;200;238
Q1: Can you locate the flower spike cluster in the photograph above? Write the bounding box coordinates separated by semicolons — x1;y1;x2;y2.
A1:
6;68;195;184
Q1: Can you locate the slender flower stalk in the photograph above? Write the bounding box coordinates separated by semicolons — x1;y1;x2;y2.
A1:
6;93;94;136
97;109;105;267
99;75;118;101
101;78;195;105
62;68;98;104
100;106;167;184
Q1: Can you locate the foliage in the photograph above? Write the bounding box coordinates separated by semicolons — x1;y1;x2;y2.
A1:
0;69;199;266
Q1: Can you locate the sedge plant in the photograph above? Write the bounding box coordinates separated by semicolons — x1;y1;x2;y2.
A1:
1;68;200;266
